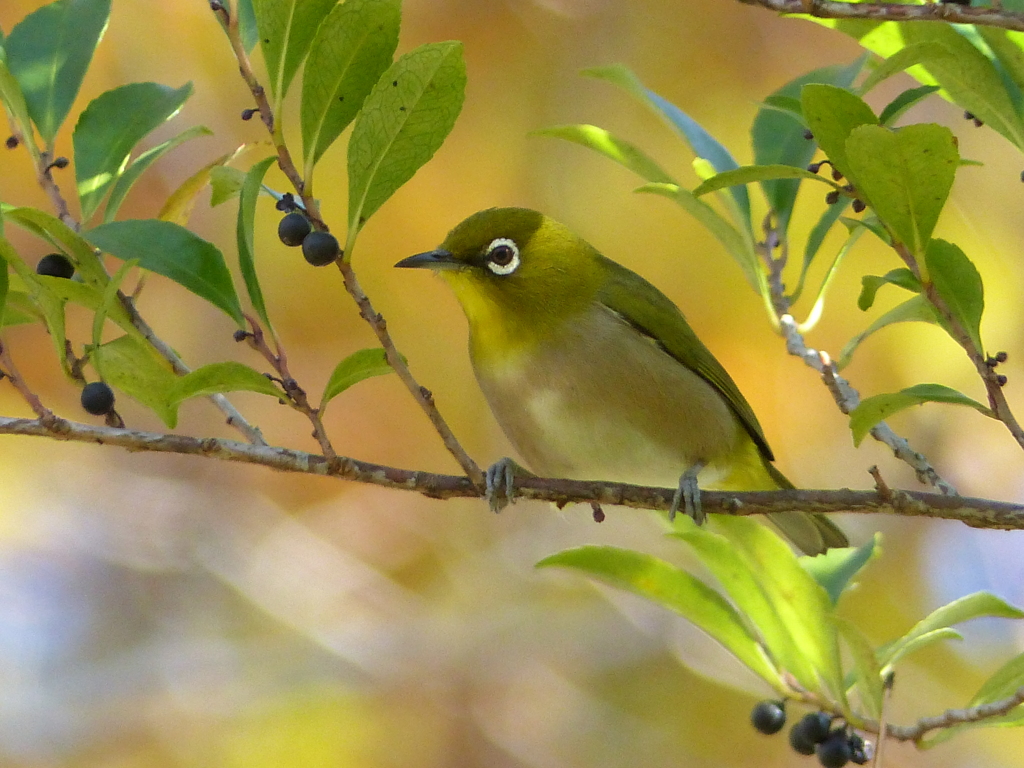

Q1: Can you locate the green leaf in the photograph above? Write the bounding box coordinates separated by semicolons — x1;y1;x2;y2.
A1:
103;125;212;223
849;384;993;446
799;84;877;180
752;56;865;234
537;546;781;687
92;259;136;352
800;535;879;606
0;58;40;165
74;82;194;221
168;361;284;406
237;156;276;331
858;42;954;95
86;219;243;324
209;165;249;208
880;628;962;674
319;347;396;414
970;651;1024;706
844;123;958;256
858;268;921;311
979;29;1024;106
252;0;338;102
635;183;761;292
0;291;40;328
878;85;940;126
534;124;675;184
834;618;884;719
4;0;111;145
90;334;179;427
901;23;1024;150
838;295;938;370
347;42;466;248
237;0;259;53
925;239;985;352
692;164;836;198
301;0;401;174
3;205;107;285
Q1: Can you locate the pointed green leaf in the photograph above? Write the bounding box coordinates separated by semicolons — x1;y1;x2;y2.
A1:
850;384;993;446
878;85;941;126
879;628;962;674
635;182;760;291
858;42;954;95
800;84;877;180
925;239;984;353
168;361;284;405
104;125;212;223
237;0;259;53
834;618;884;719
979;29;1024;105
252;0;338;102
534;125;674;184
74;82;194;220
800;535;879;606
210;165;249;207
858;268;921;311
0;291;39;328
347;42;466;247
301;0;400;173
845;124;958;256
320;347;396;414
90;334;178;427
3;205;107;285
693;164;836;198
970;651;1024;707
86;219;243;324
838;295;938;370
0;58;40;165
4;0;111;145
159;145;253;224
711;516;843;699
537;546;781;687
237;156;276;330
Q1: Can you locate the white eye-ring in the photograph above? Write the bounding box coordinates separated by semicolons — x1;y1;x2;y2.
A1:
484;237;520;276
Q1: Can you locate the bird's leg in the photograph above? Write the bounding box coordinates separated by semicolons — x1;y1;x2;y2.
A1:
669;461;707;525
485;457;533;513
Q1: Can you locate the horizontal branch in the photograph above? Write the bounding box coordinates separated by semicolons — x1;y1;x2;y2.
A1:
737;0;1024;32
1;415;1021;528
885;684;1024;742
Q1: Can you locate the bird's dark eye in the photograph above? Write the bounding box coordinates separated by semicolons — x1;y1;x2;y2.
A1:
484;237;520;276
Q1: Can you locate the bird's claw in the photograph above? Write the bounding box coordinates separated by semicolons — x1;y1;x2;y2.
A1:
485;457;518;513
669;463;706;525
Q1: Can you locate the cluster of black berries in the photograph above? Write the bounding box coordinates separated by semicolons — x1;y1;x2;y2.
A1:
276;197;341;266
750;701;871;767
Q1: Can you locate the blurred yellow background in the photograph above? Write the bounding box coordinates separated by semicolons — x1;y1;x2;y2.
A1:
0;0;1023;765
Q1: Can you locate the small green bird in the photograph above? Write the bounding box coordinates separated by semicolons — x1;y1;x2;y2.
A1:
396;208;846;555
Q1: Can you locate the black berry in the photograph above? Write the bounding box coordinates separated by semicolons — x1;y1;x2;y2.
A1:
751;700;787;735
848;733;870;765
790;712;831;755
81;381;115;416
36;253;75;279
302;231;341;266
852;199;866;213
825;190;840;205
5;136;18;149
817;731;852;768
278;212;312;247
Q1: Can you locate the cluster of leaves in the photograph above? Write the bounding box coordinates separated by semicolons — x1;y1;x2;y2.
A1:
0;0;465;426
541;517;1024;746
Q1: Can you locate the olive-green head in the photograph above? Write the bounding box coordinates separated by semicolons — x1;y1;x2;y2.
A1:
396;208;605;345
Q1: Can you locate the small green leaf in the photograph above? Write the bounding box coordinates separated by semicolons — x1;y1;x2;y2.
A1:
845;123;958;256
347;42;466;249
858;42;954;95
90;334;178;427
3;205;108;285
159;145;253;223
209;165;249;208
534;125;675;184
168;361;284;406
237;0;259;53
237;156;276;331
301;0;401;174
0;291;40;328
879;628;962;674
104;125;212;222
838;295;938;370
878;85;941;125
320;348;396;414
635;183;761;292
834;618;884;719
800;84;877;180
86;219;243;324
858;268;921;311
74;82;194;220
970;651;1024;707
537;546;781;687
5;0;111;145
925;239;985;353
0;58;40;166
800;535;879;606
692;164;836;197
850;384;993;446
252;0;338;102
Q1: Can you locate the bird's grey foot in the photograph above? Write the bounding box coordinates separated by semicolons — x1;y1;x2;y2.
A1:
485;457;530;513
669;462;706;525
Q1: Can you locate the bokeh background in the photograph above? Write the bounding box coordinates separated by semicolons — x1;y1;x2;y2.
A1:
0;0;1023;765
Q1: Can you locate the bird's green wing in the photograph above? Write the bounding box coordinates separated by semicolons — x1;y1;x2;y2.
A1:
595;255;774;461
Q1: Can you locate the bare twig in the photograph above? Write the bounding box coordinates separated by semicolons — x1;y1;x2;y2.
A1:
885;685;1024;743
737;0;1024;33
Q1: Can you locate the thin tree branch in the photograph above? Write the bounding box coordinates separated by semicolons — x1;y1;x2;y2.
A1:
737;0;1024;33
1;414;1021;527
885;685;1024;743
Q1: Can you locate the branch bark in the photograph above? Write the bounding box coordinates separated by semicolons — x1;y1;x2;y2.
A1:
737;0;1024;33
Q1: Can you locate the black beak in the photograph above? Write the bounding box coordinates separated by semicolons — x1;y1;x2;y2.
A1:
394;249;460;269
